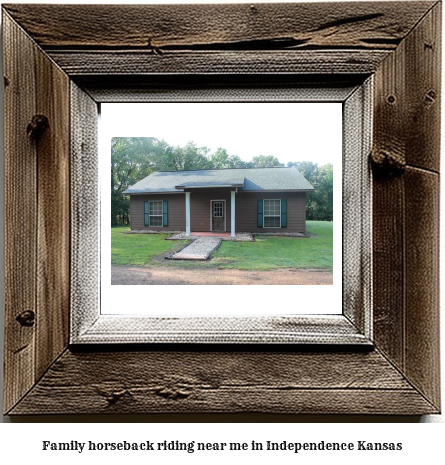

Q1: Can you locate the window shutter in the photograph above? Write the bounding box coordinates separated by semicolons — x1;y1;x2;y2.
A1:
257;199;263;228
163;200;168;227
281;199;287;228
144;201;149;226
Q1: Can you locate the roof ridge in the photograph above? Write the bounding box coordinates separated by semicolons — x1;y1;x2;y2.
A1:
156;166;292;173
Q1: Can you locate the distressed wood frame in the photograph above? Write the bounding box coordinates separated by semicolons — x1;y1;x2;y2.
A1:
2;2;440;415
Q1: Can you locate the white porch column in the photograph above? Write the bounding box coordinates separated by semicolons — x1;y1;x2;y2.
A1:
231;190;236;237
185;192;191;236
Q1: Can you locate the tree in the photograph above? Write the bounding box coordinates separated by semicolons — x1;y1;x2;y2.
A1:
171;142;210;171
311;163;333;221
208;148;248;169
287;160;318;181
287;161;334;221
111;137;169;226
249;155;284;168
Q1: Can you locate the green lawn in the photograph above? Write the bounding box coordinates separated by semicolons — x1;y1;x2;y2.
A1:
111;221;333;271
111;228;188;266
211;221;333;271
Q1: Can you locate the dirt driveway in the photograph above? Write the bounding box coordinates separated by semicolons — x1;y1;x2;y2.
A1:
112;265;333;285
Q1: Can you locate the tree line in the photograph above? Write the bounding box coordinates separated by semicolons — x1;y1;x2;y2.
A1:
111;137;333;226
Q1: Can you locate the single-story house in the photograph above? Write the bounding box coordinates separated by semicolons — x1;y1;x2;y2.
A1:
123;167;314;237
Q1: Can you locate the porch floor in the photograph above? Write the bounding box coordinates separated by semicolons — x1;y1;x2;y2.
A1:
191;231;231;237
166;231;254;242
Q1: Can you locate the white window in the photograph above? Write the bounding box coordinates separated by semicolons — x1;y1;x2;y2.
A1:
149;200;163;227
263;199;281;228
213;201;223;217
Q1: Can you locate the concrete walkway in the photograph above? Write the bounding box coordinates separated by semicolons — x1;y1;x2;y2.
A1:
169;236;222;260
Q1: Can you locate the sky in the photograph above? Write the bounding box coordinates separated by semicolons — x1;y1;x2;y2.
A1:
101;102;342;166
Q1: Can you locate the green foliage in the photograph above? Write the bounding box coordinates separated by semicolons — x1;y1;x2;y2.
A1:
111;137;172;225
287;161;334;221
249;155;284;168
209;148;249;169
170;141;210;171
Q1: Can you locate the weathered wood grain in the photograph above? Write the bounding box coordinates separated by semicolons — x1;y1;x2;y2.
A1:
3;11;72;412
35;39;71;381
9;349;438;415
404;2;441;172
3;12;37;414
76;75;364;103
2;2;435;50
74;316;370;345
372;174;405;368
70;83;99;341
342;82;372;337
404;167;441;409
371;3;441;411
372;20;409;371
47;50;391;77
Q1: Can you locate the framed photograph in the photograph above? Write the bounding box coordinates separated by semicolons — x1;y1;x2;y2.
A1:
3;2;440;415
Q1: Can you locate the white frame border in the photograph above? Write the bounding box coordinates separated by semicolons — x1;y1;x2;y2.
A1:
70;82;373;345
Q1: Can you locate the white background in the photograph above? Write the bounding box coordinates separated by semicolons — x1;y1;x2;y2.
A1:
102;102;341;166
0;0;444;460
101;102;343;316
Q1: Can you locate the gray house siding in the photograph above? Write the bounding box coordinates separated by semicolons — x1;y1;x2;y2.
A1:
129;191;307;233
235;192;307;233
130;194;185;231
190;191;232;232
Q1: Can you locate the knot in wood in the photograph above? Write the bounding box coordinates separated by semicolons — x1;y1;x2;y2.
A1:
154;386;191;400
370;149;405;177
16;310;35;327
27;114;49;140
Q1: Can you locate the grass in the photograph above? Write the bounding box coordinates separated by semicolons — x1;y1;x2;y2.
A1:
211;221;333;271
111;227;187;266
111;221;333;271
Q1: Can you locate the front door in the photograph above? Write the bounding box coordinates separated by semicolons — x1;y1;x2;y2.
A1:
211;201;225;231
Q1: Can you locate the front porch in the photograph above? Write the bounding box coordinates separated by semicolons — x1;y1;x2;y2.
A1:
184;190;237;237
191;231;231;237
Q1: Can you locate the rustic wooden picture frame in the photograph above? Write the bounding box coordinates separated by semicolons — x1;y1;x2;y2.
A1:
2;2;441;415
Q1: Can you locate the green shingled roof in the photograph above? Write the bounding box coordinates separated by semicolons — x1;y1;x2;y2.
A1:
123;167;314;194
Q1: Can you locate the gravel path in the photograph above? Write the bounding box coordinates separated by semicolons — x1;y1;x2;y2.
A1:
170;237;221;260
112;265;333;285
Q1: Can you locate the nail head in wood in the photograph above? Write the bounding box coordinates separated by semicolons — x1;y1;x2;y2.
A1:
16;310;35;327
26;114;49;140
424;90;436;105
